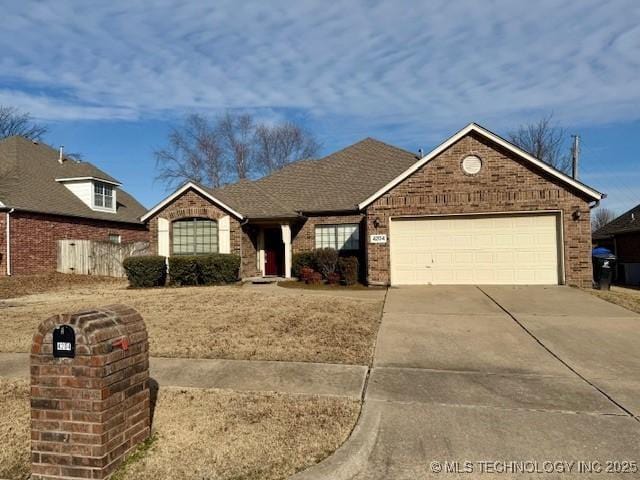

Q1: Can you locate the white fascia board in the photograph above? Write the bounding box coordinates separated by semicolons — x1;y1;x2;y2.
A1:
55;176;122;187
358;123;603;210
140;182;244;222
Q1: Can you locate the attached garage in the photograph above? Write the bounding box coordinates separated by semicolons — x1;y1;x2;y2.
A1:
389;213;562;285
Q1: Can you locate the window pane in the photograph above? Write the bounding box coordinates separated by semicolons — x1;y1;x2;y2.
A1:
104;186;113;208
337;224;359;250
172;218;218;255
94;182;114;208
315;224;359;251
315;225;336;249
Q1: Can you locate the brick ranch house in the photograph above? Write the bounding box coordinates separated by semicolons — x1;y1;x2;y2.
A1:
0;136;148;276
593;203;640;285
143;123;604;288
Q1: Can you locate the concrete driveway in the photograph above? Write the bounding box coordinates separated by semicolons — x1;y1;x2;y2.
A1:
294;286;640;480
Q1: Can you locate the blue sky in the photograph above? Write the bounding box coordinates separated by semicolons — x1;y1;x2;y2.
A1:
2;0;639;214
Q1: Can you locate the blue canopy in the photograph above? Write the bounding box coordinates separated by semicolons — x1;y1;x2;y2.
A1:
592;247;615;258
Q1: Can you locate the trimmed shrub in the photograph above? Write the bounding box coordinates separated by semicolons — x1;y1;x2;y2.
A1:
122;256;167;288
307;271;323;285
292;251;316;278
299;266;315;282
168;256;200;286
314;248;339;279
338;256;359;285
169;254;241;286
327;272;341;285
199;254;241;284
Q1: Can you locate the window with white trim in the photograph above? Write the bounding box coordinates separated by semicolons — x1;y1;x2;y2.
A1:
94;182;114;209
108;234;121;244
172;218;218;255
315;224;359;250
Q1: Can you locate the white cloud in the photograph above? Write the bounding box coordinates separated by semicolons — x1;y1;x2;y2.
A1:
0;0;638;135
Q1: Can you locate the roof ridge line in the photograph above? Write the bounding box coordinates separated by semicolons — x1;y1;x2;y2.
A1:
362;136;419;158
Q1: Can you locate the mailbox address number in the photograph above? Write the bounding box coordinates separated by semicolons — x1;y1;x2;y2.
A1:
53;325;75;358
56;342;72;351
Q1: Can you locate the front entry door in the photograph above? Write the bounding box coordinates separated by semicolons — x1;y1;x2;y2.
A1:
264;228;283;276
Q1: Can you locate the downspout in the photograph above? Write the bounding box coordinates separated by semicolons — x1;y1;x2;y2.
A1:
6;208;14;276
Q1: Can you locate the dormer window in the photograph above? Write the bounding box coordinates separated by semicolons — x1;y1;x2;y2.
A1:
94;182;114;209
56;176;120;213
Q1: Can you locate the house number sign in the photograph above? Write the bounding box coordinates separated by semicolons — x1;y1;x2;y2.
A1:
370;234;387;244
53;325;75;358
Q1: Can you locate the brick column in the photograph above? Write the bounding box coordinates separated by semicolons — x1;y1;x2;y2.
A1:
31;305;150;480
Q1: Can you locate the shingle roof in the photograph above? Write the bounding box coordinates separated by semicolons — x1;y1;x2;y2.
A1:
206;137;419;218
593;203;640;238
0;136;145;224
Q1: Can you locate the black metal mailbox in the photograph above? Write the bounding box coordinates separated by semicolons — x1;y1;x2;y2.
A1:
52;325;75;358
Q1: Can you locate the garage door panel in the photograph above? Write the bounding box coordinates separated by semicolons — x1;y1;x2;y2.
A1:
390;214;560;285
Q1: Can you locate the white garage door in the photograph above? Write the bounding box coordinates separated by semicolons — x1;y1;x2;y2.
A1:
390;214;561;285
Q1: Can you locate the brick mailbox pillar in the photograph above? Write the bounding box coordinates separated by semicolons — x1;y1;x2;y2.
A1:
31;304;150;480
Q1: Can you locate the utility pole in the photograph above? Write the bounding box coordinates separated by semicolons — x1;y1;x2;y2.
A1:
571;134;580;179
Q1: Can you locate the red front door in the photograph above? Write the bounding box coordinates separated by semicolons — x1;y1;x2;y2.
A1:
264;228;283;276
265;249;278;276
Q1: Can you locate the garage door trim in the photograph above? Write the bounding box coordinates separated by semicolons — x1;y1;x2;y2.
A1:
389;210;565;285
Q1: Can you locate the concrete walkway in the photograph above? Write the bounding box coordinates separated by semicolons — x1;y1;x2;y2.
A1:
0;352;367;399
293;285;640;480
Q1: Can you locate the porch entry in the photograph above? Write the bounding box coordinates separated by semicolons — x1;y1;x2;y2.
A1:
264;228;285;276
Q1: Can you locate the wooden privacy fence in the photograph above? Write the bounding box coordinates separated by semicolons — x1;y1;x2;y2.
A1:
57;240;150;277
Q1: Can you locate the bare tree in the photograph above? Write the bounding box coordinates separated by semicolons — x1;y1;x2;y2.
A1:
217;112;254;180
0;105;48;140
254;122;321;175
509;114;572;174
591;207;616;232
155;111;320;189
154;114;226;189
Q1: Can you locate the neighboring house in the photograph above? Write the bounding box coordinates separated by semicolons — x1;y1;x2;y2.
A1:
142;123;603;288
0;136;148;276
593;204;640;285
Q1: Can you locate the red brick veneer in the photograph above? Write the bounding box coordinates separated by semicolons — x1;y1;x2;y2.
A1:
31;304;150;480
4;211;148;276
0;212;5;276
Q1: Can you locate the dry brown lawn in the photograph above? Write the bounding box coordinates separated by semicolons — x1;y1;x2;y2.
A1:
0;280;383;364
0;379;359;480
587;287;640;315
0;378;30;480
0;273;120;300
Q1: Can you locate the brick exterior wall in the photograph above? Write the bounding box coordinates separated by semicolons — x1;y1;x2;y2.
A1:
615;232;640;263
5;211;148;276
31;305;149;480
291;214;366;253
0;212;5;276
240;224;260;277
145;188;262;277
366;132;594;287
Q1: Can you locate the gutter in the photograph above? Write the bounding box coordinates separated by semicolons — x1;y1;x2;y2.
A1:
589;193;606;210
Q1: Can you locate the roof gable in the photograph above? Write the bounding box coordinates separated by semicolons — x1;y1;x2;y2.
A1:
0;136;145;223
141;182;245;222
358;123;603;209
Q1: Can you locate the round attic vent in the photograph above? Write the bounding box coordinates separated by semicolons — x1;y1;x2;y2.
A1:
461;155;482;175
